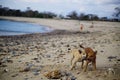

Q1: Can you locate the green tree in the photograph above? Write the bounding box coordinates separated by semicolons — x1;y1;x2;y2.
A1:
67;11;79;19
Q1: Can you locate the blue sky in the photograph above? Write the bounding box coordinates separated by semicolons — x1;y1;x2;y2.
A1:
0;0;120;17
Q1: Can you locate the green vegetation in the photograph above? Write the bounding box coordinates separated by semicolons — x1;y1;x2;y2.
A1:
0;6;57;18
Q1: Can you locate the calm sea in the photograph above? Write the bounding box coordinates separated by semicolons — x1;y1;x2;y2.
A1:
0;19;53;36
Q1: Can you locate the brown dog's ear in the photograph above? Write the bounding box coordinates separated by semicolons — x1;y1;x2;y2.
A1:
79;45;84;49
78;50;82;54
94;51;97;55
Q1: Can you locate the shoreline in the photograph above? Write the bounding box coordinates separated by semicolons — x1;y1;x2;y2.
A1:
0;18;55;36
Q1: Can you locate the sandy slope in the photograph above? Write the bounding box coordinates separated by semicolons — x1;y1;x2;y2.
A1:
0;16;120;80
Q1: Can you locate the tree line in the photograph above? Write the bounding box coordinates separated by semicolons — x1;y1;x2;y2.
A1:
0;5;120;21
66;11;99;20
0;6;57;18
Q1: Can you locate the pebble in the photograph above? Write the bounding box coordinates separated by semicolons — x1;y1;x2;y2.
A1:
61;76;68;80
0;64;7;67
11;74;19;77
23;67;31;72
33;58;38;60
46;55;51;58
0;43;5;47
1;58;8;63
117;59;120;61
51;43;56;47
107;68;115;75
24;78;29;80
26;63;34;67
7;59;13;63
32;68;40;72
70;76;76;80
108;56;117;61
18;60;22;62
100;50;104;53
108;56;117;59
33;72;40;76
66;44;70;47
20;66;31;72
4;69;9;72
1;58;13;63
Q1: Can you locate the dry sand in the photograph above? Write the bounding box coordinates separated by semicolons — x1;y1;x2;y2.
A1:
0;16;120;80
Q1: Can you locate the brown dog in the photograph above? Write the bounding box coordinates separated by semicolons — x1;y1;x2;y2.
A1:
80;45;97;72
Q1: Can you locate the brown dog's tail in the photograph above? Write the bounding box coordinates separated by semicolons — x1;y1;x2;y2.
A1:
79;45;85;49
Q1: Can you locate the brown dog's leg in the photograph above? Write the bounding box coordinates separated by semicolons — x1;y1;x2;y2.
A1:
81;60;84;69
83;60;89;72
92;61;96;71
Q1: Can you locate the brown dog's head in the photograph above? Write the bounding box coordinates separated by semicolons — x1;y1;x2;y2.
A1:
86;50;97;61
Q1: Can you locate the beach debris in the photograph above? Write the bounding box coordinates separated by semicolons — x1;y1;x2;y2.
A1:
100;50;104;53
51;43;56;47
45;54;51;58
19;66;31;72
117;59;120;61
58;54;65;57
4;69;9;72
66;44;70;47
70;76;76;80
32;68;41;76
61;76;68;80
1;58;8;63
33;72;40;76
32;57;38;60
61;76;75;80
0;64;7;67
44;70;61;79
24;78;29;80
19;63;33;72
0;53;8;56
107;56;117;61
1;57;13;64
44;70;75;79
7;59;13;63
106;68;115;75
11;73;19;77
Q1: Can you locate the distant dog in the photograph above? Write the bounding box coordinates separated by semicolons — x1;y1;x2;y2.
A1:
80;45;97;72
70;49;86;70
80;24;84;31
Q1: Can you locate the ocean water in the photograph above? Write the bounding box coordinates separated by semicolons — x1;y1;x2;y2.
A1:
0;19;53;36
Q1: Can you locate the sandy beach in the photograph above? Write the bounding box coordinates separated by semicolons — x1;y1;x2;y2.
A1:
0;16;120;80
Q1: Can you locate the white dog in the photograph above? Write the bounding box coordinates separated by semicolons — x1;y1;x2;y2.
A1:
70;49;86;70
